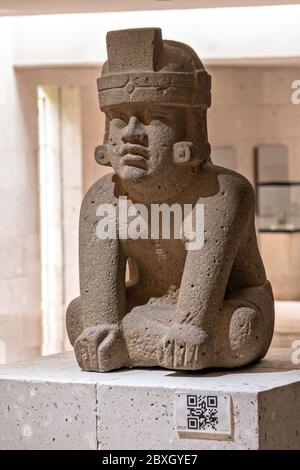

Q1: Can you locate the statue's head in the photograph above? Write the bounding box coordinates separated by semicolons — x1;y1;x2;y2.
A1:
96;28;211;200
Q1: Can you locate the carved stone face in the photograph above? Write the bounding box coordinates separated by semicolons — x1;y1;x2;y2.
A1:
106;104;184;188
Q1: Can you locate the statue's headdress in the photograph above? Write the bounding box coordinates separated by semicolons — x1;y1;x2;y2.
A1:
98;28;211;109
95;28;211;167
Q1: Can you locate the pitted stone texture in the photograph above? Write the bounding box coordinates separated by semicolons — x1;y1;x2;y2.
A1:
106;28;163;73
0;380;96;450
0;350;299;450
67;28;274;373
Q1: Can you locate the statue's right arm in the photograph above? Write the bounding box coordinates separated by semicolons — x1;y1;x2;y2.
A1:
79;176;127;328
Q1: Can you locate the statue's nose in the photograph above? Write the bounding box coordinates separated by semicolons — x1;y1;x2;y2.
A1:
121;116;147;145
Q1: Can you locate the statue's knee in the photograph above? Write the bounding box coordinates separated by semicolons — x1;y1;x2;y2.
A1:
229;307;263;358
66;296;83;346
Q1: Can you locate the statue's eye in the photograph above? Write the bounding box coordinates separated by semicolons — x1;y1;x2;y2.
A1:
107;110;128;124
113;117;126;124
111;115;127;128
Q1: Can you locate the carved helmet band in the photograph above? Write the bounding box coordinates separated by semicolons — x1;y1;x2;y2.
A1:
97;28;211;110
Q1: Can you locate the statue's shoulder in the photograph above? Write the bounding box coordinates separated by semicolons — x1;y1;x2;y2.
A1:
197;164;255;213
211;164;255;198
81;172;116;207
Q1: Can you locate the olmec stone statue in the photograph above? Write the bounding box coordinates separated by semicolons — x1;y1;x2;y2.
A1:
66;28;274;372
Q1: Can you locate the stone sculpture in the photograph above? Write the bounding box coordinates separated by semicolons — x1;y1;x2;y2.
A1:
66;28;274;372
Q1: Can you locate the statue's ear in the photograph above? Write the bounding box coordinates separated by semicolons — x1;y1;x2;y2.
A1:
173;141;193;165
94;144;112;167
173;141;211;167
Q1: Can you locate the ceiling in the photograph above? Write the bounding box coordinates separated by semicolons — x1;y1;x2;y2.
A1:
1;0;300;16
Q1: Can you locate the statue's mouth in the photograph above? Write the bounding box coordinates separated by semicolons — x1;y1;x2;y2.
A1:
121;144;149;169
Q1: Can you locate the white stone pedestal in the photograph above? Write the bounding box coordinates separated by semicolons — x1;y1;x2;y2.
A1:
0;349;300;450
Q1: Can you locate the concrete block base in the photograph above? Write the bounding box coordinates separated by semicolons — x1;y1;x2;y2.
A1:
0;349;299;450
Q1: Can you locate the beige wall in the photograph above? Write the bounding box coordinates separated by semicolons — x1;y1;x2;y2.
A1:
0;24;41;363
260;233;300;300
15;67;107;192
208;65;300;184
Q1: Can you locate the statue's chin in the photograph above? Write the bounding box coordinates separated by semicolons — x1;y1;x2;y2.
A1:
116;165;148;183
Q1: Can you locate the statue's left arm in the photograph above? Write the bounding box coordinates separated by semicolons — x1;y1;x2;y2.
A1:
174;174;255;334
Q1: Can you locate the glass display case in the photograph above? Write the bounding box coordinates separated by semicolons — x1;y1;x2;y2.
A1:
255;144;300;232
257;182;300;232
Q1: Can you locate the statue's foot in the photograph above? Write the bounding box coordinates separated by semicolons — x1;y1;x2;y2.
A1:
212;283;275;368
213;304;267;368
74;324;130;372
157;324;210;370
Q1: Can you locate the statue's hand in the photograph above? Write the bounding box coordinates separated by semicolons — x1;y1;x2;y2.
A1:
74;324;129;372
157;323;209;370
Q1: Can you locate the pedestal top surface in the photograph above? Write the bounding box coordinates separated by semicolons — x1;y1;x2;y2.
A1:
0;348;299;393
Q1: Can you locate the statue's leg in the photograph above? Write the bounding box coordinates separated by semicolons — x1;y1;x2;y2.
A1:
122;283;274;370
151;282;274;372
67;296;174;371
67;283;274;372
212;281;275;368
121;302;175;367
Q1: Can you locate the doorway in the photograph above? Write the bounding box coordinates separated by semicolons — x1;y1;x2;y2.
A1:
37;85;82;355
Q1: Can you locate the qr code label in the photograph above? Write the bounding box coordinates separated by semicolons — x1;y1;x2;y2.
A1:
176;392;232;440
